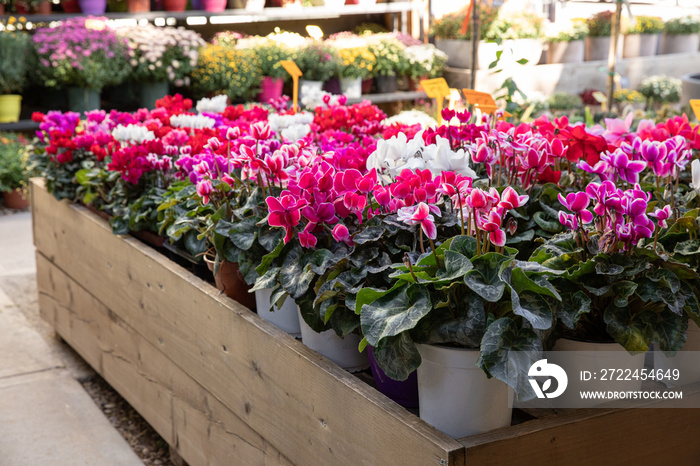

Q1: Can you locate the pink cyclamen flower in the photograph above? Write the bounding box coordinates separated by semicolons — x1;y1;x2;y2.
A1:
251;121;271;140
478;210;506;247
332;224;353;246
558;192;593;224
196;179;213;204
266;195;306;243
650;205;673;228
299;226;318;249
602;150;647;184
499;187;529;210
397;202;441;240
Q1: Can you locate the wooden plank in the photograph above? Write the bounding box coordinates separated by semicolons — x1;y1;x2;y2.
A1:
36;254;292;466
459;393;700;464
31;179;465;466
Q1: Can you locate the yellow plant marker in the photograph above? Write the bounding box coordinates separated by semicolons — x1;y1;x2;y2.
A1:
421;78;450;124
280;60;303;113
690;100;700;121
463;89;511;119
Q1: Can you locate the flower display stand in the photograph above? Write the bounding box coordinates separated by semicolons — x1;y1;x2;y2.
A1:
31;178;700;464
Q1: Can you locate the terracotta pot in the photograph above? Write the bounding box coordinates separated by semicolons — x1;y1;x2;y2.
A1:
546;40;584;64
204;255;255;309
361;77;373;94
34;1;52;13
126;0;149;11
3;189;30;210
61;0;82;12
0;4;4;14
162;0;186;10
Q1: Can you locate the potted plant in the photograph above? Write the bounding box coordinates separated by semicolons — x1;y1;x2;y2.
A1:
191;45;262;103
234;36;293;103
547;92;583;118
483;10;545;67
117;25;205;109
32;17;130;113
613;88;646;111
637;74;682;107
0;133;30;209
15;0;52;13
585;10;616;61
623;15;663;58
545;18;588;64
402;44;448;90
0;31;31;123
661;16;700;55
294;41;340;100
430;2;500;69
334;46;376;98
532;180;698;406
78;0;106;14
366;35;408;94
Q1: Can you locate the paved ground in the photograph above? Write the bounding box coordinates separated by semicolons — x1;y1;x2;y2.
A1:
0;212;143;466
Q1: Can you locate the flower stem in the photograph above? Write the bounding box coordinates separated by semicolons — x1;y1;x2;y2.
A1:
429;237;441;269
419;227;425;255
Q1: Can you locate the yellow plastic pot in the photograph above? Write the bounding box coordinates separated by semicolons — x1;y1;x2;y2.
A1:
0;95;21;123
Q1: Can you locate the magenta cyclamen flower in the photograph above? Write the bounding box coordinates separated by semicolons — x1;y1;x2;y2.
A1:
266;195;306;243
600;150;646;184
478;210;506;247
332;224;353;246
397;202;441;240
650;205;673;228
557;192;593;225
196;179;213;204
499;187;529;210
299;226;318;249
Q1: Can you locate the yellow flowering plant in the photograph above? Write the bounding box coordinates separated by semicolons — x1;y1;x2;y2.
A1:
614;89;646;104
336;46;376;79
191;45;262;102
235;36;293;80
366;35;408;77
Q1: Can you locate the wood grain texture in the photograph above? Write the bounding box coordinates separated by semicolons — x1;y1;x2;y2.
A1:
37;253;292;466
31;179;465;466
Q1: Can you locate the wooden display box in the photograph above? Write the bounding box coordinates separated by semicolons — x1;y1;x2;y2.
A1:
31;179;700;465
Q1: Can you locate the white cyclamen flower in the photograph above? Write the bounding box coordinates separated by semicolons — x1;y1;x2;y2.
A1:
692;159;700;192
170;114;216;130
112;124;155;145
196;95;228;114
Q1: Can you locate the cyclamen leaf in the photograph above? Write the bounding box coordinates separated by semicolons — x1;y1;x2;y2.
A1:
371;333;421;382
279;245;316;299
510;289;553;330
557;291;591;330
228;217;258;251
354;281;403;314
353;226;385;245
603;303;651;352
360;284;431;346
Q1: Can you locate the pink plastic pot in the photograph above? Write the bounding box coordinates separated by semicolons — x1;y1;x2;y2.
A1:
201;0;226;11
257;76;284;103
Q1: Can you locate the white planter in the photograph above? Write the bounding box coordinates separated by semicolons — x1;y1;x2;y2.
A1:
622;33;659;58
546;40;585;64
297;309;369;372
339;77;362;99
586;36;611;61
254;289;301;337
654;320;700;388
416;344;513;438
549;339;645;408
660;33;700;54
435;39;473;69
508;38;544;66
299;80;323;102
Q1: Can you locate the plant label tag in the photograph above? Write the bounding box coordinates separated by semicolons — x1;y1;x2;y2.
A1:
421;78;450;124
280;60;303;113
462;89;496;109
691;100;700;121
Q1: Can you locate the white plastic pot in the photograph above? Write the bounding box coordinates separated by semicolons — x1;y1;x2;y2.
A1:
654;320;700;388
549;339;645;408
299;80;323;102
254;288;301;337
297;309;369;372
340;77;362;99
416;344;513;438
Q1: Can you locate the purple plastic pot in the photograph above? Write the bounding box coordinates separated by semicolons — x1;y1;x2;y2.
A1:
368;346;419;408
78;0;106;14
323;77;342;95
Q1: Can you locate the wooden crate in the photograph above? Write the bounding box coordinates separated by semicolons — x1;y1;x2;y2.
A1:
31;179;700;465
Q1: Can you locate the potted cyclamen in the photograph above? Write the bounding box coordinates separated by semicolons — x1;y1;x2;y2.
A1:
660;17;700;55
0;31;31;123
623;15;663;58
32;17;129;113
234;36;293;103
117;25;205;109
294;42;339;101
545;19;588;64
585;10;617;61
0;133;30;210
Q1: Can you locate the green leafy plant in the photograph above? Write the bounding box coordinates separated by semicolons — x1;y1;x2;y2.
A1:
293;42;339;82
0;31;31;94
638;75;681;103
546;18;589;42
547;92;583;111
625;15;664;35
586;10;614;37
235;36;294;80
485;11;544;41
0;133;29;192
429;2;500;41
664;16;700;35
366;35;408;77
404;44;448;79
